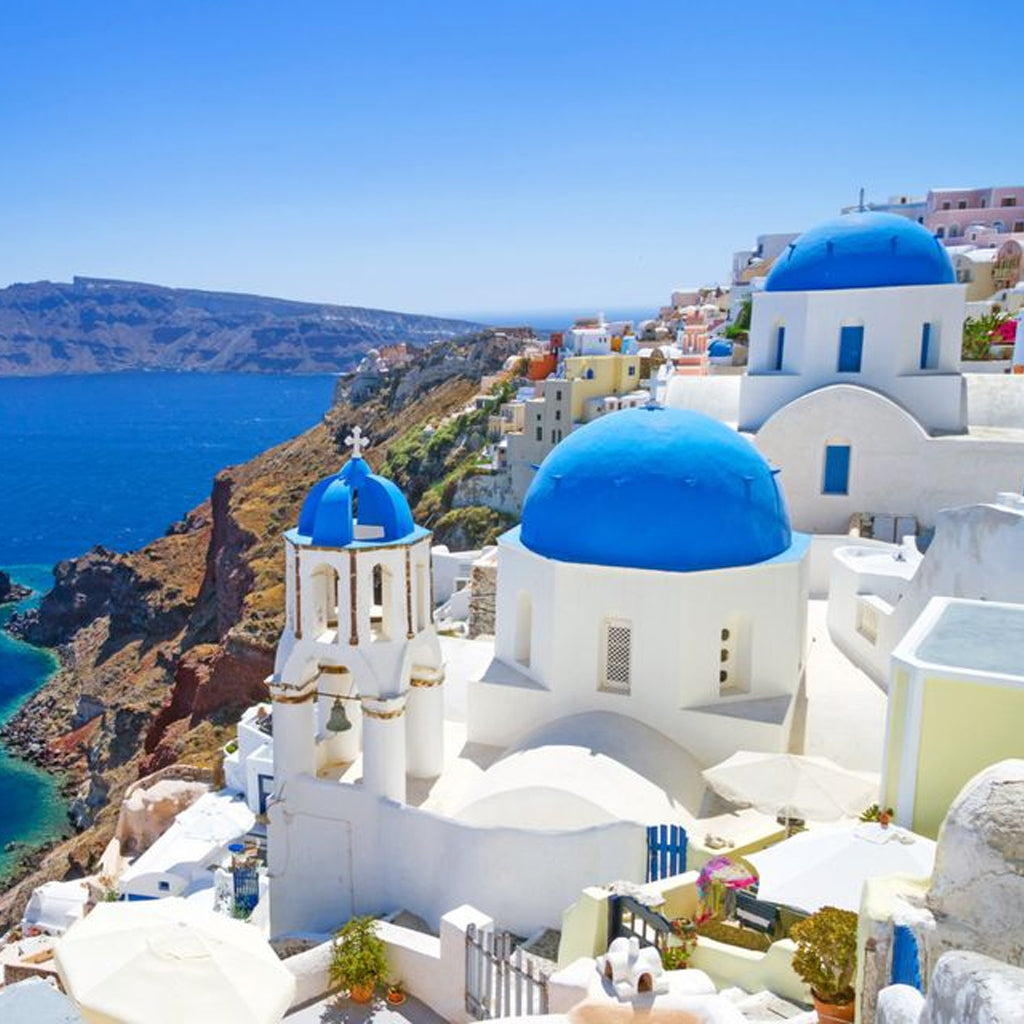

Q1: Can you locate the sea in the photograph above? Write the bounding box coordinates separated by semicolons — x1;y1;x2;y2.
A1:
0;372;337;876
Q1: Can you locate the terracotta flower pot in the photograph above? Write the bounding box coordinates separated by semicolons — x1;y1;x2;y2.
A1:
812;993;855;1022
349;982;375;1003
387;991;407;1005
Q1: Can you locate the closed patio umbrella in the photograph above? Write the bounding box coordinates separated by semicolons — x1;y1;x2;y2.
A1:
747;821;936;913
701;752;878;823
54;898;295;1024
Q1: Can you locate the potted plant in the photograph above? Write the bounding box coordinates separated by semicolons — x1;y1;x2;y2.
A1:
386;979;406;1005
661;918;697;970
329;916;389;1003
790;906;858;1022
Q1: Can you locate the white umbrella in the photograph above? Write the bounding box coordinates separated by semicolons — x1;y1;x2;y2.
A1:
55;898;295;1024
747;822;936;913
702;751;878;822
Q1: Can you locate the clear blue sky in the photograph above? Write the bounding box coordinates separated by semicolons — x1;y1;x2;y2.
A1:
1;1;1020;319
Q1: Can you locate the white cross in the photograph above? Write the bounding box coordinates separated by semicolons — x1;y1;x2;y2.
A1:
344;426;369;458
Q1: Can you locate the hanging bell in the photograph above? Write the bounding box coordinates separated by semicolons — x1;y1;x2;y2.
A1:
326;696;352;733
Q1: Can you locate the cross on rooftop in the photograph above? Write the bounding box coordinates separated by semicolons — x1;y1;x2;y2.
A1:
345;426;369;458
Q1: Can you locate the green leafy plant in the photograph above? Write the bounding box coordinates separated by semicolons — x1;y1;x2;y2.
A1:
859;804;894;823
790;906;858;1005
724;299;751;341
329;916;389;994
662;919;697;969
962;311;1012;361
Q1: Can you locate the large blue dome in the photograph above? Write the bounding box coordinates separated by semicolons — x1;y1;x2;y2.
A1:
518;406;794;573
765;212;955;292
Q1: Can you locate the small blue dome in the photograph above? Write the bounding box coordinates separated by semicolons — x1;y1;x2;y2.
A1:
519;407;793;572
708;339;733;358
765;212;955;292
297;456;415;547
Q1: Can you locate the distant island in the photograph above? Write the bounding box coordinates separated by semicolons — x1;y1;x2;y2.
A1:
0;277;482;376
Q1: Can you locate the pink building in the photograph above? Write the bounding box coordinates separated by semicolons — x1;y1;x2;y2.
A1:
926;186;1024;243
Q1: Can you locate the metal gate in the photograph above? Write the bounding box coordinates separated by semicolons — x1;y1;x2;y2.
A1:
646;823;687;882
465;923;549;1019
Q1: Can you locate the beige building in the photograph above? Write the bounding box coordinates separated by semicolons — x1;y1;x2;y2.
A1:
503;353;646;504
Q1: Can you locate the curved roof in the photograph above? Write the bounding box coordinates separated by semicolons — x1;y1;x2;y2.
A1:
765;211;955;292
296;456;415;547
518;406;794;572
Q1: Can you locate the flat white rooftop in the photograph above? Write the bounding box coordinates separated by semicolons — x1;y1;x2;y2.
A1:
910;598;1024;679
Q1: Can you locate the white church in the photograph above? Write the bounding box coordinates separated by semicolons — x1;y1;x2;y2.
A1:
254;412;818;938
671;211;1024;536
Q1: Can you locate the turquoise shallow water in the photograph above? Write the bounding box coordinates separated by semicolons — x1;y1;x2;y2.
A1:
0;372;338;870
0;566;66;877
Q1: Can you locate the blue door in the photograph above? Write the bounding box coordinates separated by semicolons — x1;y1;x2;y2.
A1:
823;445;851;495
646;824;687;881
257;773;274;815
838;326;864;372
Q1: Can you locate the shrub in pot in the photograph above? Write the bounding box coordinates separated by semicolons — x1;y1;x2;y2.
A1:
790;906;858;1022
329;916;389;1003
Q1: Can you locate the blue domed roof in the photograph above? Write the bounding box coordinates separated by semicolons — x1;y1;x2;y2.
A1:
708;339;733;357
297;455;416;547
765;212;955;292
518;407;794;573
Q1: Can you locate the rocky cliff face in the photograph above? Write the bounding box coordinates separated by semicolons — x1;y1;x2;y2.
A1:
0;331;519;927
0;277;481;376
0;570;31;605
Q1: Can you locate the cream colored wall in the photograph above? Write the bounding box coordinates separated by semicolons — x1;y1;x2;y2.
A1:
913;675;1024;837
563;354;642;420
882;668;909;813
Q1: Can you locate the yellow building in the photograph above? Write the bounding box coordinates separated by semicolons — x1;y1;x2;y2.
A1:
882;597;1024;838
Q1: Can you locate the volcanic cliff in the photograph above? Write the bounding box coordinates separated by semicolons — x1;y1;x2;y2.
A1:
0;330;519;927
0;277;481;376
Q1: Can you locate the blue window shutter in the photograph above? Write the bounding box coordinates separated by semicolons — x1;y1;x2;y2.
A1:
774;326;785;371
838;326;864;372
919;323;932;370
823;445;851;495
892;925;922;990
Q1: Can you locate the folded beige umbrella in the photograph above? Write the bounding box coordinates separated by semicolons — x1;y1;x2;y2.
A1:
702;751;879;822
55;898;295;1024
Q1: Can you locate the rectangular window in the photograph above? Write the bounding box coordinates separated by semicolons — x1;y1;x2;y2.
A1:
601;621;631;694
773;325;785;371
535;426;542;441
941;201;951;210
551;429;556;444
555;409;561;421
837;325;864;373
823;444;851;495
1001;197;1017;207
957;200;967;210
628;365;636;376
919;323;932;370
1015;221;1024;234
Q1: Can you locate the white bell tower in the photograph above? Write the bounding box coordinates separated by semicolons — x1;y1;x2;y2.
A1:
269;429;444;804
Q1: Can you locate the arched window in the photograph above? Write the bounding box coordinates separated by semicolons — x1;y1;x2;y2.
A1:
310;564;339;639
514;591;532;667
947;223;961;239
371;564;393;642
935;226;945;239
415;563;428;632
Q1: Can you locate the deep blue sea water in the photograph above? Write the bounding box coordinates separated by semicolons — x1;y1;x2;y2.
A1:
0;372;337;871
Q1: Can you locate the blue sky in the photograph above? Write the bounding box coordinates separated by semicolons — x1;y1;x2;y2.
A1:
1;1;1020;318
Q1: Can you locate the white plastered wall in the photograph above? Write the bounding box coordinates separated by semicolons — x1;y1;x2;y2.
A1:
468;537;809;765
755;386;1024;534
739;283;967;434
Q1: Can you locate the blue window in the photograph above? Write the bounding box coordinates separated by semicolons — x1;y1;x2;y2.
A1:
838;326;863;372
257;773;274;815
823;445;851;495
773;326;785;371
919;323;937;370
628;365;636;376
